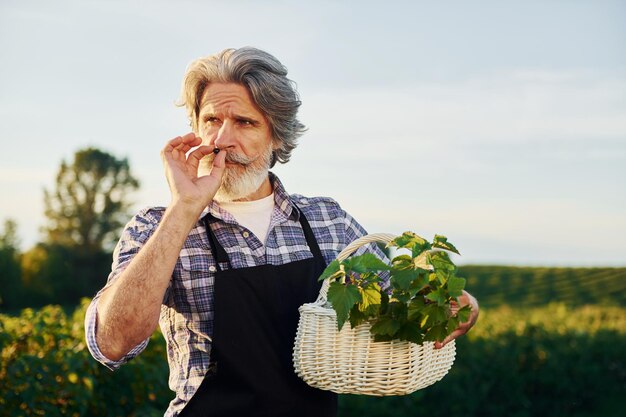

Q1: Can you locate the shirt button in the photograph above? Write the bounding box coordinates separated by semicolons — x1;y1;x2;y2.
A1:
242;231;250;238
209;266;217;273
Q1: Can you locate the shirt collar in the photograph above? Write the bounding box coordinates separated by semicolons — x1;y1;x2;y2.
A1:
198;172;299;223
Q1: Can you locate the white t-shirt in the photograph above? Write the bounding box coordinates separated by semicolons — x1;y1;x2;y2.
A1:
217;193;275;244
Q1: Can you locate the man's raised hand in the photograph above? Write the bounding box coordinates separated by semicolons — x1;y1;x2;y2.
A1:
161;133;226;214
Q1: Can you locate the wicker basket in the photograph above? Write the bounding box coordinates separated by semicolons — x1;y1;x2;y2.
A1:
293;233;456;396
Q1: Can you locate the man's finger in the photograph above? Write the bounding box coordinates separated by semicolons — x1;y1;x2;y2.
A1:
187;146;214;165
163;133;199;153
209;148;227;174
195;149;227;192
434;328;466;349
162;135;203;165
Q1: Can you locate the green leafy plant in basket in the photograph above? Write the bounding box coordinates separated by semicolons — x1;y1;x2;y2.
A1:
319;232;472;344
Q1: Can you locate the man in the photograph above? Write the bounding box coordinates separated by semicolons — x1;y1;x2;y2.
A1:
85;47;479;417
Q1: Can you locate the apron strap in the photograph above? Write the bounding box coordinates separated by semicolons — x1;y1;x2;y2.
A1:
203;204;325;272
293;205;325;263
203;215;233;272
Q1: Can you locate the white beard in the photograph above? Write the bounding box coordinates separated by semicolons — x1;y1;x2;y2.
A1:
206;146;273;202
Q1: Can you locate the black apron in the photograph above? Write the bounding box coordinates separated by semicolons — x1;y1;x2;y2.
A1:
178;209;338;417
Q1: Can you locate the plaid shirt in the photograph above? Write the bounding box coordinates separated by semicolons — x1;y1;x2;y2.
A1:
85;173;385;417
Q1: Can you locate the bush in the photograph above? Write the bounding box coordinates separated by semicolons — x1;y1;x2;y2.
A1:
0;299;169;417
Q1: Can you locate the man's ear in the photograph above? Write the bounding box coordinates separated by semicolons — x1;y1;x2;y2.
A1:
270;140;281;168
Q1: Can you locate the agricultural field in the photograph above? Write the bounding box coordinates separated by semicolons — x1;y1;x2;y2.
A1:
1;266;625;417
458;265;626;308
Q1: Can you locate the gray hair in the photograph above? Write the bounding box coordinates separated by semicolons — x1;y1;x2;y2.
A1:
177;47;306;166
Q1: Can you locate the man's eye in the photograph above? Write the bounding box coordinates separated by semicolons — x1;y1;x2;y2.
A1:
204;117;220;124
237;119;254;126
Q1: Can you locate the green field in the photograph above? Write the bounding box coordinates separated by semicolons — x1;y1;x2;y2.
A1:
1;266;625;417
459;265;626;307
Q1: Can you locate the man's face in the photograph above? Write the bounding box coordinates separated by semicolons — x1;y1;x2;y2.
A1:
197;83;274;201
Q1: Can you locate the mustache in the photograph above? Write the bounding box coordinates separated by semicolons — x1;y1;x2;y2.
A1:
206;150;256;166
225;151;256;165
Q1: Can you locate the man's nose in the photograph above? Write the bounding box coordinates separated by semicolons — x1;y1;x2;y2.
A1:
214;120;236;149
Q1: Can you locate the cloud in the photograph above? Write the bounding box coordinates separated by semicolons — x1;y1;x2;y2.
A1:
300;69;626;154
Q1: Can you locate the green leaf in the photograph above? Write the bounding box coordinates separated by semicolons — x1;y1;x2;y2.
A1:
432;235;460;255
456;304;472;323
414;269;431;286
359;283;382;311
421;304;449;327
388;301;408;320
318;260;342;282
435;268;451;285
396;321;425;344
372;333;394;342
349;304;368;328
347;253;390;273
424;323;449;342
428;251;456;272
407;278;427;298
390;268;420;290
391;254;413;268
425;287;447;306
327;281;361;330
408;296;426;321
370;317;403;337
380;290;389;314
359;271;382;286
447;316;460;333
447;275;466;298
389;231;431;256
392;290;411;304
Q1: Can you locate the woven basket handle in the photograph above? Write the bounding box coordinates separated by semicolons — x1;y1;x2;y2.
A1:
316;233;397;303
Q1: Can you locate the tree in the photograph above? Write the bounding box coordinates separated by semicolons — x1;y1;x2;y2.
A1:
0;219;24;310
43;148;140;253
20;242;112;307
20;244;58;307
31;148;141;305
0;218;19;249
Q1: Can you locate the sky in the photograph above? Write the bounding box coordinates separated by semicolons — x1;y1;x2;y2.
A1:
1;0;625;266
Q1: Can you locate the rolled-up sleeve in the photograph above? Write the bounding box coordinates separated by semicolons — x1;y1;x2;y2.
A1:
84;207;164;370
84;299;150;370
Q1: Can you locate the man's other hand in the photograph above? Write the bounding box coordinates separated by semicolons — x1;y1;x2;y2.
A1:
434;290;479;349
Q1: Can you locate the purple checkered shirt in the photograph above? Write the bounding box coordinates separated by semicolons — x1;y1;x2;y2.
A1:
85;173;386;417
